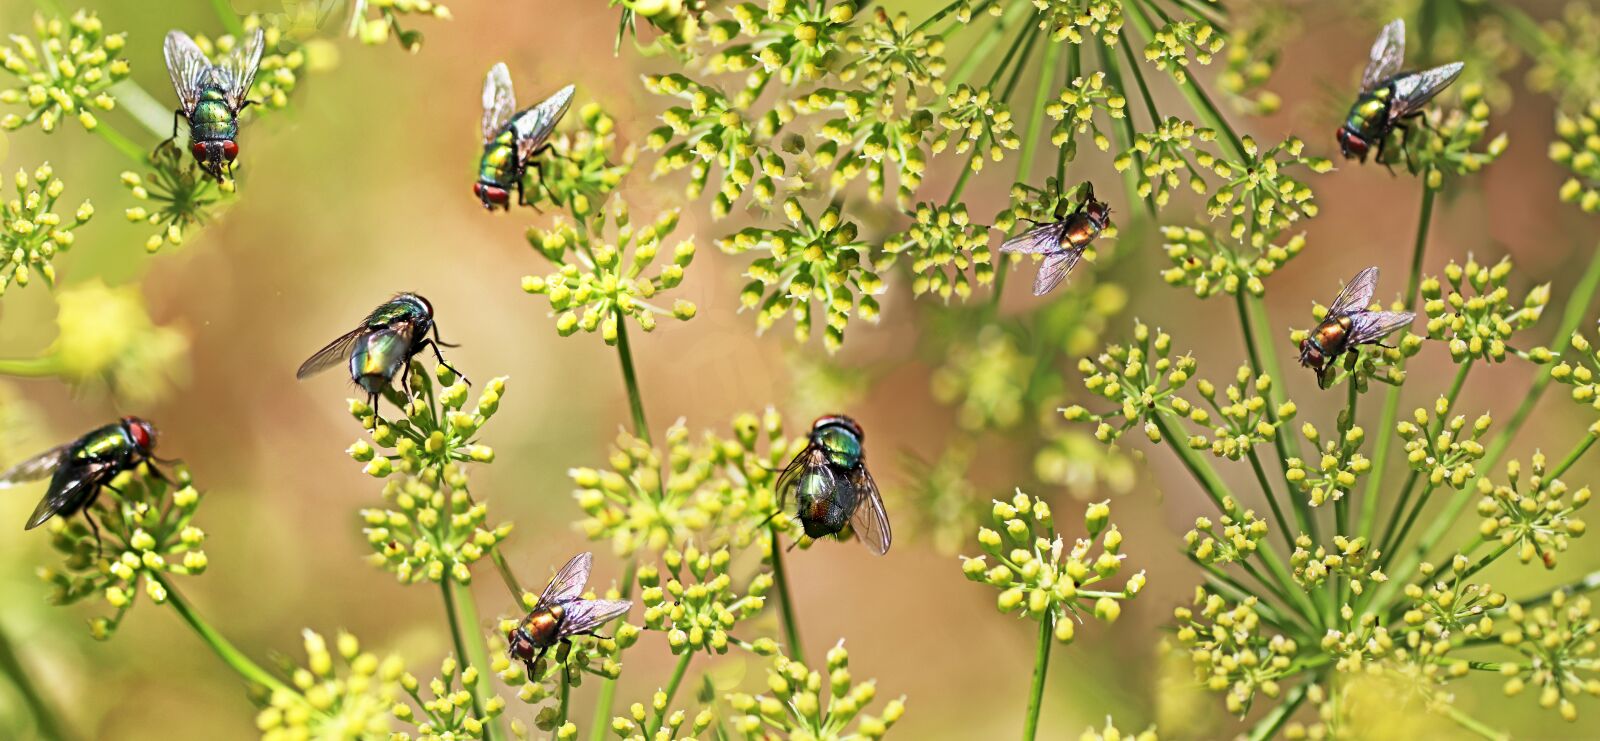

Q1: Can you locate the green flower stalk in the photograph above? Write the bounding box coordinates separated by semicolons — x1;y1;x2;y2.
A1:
725;642;905;739
0;162;92;293
122;140;234;253
258;630;405;741
1045;71;1127;162
1551;101;1600;213
882;202;992;302
720;198;883;352
522;201;697;344
0;11;128;133
348;0;453;51
37;465;205;640
392;654;506;740
350;369;512;584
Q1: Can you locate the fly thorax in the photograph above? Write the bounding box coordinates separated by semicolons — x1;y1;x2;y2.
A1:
524;606;563;648
812;426;863;469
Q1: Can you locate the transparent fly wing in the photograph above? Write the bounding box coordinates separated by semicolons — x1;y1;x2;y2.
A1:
296;327;368;379
512;84;575;162
1032;248;1085;296
1346;310;1415;346
557;599;633;638
26;460;115;529
775;446;834;510
0;444;70;487
536;552;593;609
1362;19;1407;92
999;222;1067;255
164;30;213;114
216;28;265;110
846;466;891;555
482;62;518;143
1388;62;1464;120
1326;266;1380;316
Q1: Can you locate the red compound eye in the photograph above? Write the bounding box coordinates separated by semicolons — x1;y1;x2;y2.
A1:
191;141;208;158
221;140;238;161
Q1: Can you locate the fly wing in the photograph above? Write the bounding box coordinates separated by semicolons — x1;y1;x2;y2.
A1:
1032;248;1084;296
512;84;575;162
536;552;593;609
998;222;1067;255
296;327;368;379
218;27;265;110
556;599;633;638
1362;19;1406;92
774;446;833;510
1326;266;1380;316
846;466;891;555
1345;310;1415;346
163;30;212;115
26;460;116;529
0;444;71;488
1388;62;1464;120
482;62;518;143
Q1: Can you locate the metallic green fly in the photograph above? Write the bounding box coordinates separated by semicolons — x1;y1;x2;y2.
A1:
1336;19;1463;167
775;415;892;555
474;62;574;210
0;417;167;555
296;293;469;410
163;28;265;180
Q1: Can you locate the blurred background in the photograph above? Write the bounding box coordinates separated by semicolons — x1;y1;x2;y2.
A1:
0;0;1596;738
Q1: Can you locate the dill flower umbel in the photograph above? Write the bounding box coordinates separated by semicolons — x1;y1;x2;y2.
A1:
0;11;128;133
0;162;92;292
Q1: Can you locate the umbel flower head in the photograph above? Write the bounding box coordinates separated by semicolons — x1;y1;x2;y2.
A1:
932;84;1019;171
1030;0;1123;45
721;198;884;352
1475;453;1590;570
0;162;92;293
47;280;189;404
1497;591;1600;722
1551;101;1600;213
1550;327;1600;412
37;465;205;640
1383;82;1509;189
348;0;453;51
1160;226;1304;300
257;629;405;741
1143;19;1223;84
1421;257;1548;364
642;73;784;217
1046;72;1128;162
531;103;634;218
1062;320;1202;445
725;641;906;739
961;493;1147;643
882;202;991;302
1172;587;1298;715
639;544;769;655
522;200;697;344
571;420;719;557
0;11;128;132
720;0;857;86
349;369;512;584
392;654;506;740
702;408;806;549
122;139;233;253
1200;135;1329;247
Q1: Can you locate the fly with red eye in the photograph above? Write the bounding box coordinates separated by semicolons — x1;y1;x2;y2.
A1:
0;417;175;556
475;63;575;211
164;28;264;180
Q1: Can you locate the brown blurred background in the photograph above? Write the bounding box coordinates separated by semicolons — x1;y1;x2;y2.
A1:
0;0;1596;738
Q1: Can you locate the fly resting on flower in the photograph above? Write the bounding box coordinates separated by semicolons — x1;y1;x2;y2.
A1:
1298;266;1415;388
998;182;1112;296
507;552;632;681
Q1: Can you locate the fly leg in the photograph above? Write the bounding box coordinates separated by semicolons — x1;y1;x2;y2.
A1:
82;509;105;560
420;340;471;386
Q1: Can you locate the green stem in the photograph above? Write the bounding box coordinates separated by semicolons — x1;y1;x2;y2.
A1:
649;650;695;734
1123;0;1246;160
1405;188;1436;304
911;0;967;34
1514;568;1600;610
490;547;525;604
0;356;62;378
1247;678;1312;741
1377;358;1473;564
440;579;496;741
94;122;148;165
1441;704;1508;741
1550;432;1597;479
588;558;638;741
614;313;651;444
768;524;806;661
1245;448;1296;554
1020;611;1053;741
0;622;74;741
208;0;246;37
557;673;572;728
1235;292;1311;541
1359;373;1404;539
156;574;291;696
